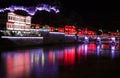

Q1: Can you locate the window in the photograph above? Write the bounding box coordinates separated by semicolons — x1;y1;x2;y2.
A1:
11;16;13;20
8;16;10;20
24;19;26;22
11;25;13;28
10;16;12;20
7;24;9;28
21;18;23;22
13;17;15;21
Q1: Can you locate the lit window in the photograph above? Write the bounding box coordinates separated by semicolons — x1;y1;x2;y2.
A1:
10;16;12;20
8;24;9;28
22;18;23;22
11;16;13;20
8;16;10;20
23;19;25;22
13;17;15;20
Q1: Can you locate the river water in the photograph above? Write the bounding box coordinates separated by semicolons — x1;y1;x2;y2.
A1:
0;43;120;78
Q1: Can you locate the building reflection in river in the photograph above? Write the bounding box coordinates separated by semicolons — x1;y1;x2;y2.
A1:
111;45;115;59
6;52;30;78
64;47;75;65
1;43;120;78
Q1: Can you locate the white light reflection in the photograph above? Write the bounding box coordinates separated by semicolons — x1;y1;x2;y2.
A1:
41;52;45;68
53;52;55;64
35;54;39;65
97;37;101;40
111;45;115;59
111;37;115;41
84;44;88;56
49;32;65;34
111;37;116;45
97;45;100;56
84;36;89;44
1;36;43;39
31;54;34;63
96;37;101;44
85;36;88;40
65;34;76;37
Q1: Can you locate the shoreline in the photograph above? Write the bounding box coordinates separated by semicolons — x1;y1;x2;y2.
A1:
1;35;119;51
0;37;83;51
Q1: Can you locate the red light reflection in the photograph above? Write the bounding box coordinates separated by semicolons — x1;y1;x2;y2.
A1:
48;51;55;64
88;44;96;53
64;48;75;65
6;52;30;78
58;51;63;63
101;44;110;49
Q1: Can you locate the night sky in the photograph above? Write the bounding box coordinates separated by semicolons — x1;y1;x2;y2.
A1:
0;0;120;31
60;0;120;31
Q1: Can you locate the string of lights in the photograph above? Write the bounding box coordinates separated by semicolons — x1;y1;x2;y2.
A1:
0;4;60;16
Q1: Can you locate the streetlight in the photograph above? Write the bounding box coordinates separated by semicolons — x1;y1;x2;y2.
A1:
99;29;103;35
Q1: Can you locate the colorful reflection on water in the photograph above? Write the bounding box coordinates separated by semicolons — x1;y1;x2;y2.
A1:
1;43;120;78
6;52;30;78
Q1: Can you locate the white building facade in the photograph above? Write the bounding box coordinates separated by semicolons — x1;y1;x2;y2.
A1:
7;12;31;32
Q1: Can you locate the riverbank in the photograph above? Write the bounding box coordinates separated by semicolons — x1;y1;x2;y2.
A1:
0;36;83;51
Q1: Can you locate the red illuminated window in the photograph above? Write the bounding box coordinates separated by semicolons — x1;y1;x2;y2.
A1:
58;27;64;32
65;25;76;34
50;26;54;32
36;24;40;29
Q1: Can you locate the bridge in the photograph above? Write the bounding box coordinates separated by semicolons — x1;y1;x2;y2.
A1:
80;35;120;45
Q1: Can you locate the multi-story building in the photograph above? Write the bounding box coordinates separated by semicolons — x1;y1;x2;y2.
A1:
0;12;31;36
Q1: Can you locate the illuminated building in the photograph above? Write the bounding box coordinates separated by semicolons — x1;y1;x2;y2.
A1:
65;25;76;35
50;26;54;32
7;12;31;31
77;29;83;36
0;12;31;36
58;27;64;33
31;24;40;29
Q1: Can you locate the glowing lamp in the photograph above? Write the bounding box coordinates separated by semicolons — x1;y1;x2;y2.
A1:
85;36;88;40
111;37;115;41
111;46;115;50
97;37;101;40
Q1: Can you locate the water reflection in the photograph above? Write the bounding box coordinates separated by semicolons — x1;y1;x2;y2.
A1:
30;49;58;78
96;45;100;56
5;52;30;78
111;45;115;59
64;47;75;65
84;44;88;56
1;43;120;78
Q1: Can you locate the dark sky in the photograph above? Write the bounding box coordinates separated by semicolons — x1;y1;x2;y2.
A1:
60;0;120;31
0;0;120;31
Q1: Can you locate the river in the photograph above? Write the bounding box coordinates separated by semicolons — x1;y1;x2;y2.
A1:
0;43;120;78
